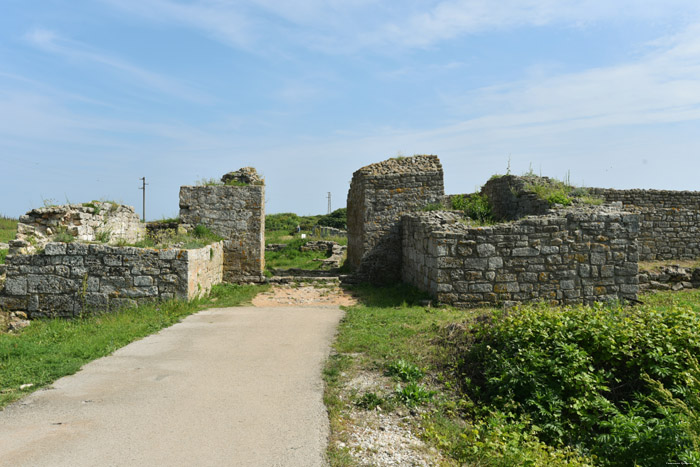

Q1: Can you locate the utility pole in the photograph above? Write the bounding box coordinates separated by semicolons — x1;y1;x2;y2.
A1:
327;192;332;214
139;177;148;222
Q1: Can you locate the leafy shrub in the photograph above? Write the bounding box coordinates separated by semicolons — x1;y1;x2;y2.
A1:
266;213;321;232
457;302;700;464
451;194;493;224
317;208;347;230
386;359;424;383
545;189;573;206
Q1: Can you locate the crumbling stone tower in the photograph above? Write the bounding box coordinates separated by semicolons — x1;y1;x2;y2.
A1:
347;155;444;284
179;168;265;283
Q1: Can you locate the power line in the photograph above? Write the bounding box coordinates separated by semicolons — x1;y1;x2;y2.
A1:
138;177;148;222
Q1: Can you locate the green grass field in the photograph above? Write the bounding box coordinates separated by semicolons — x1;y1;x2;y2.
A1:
0;216;17;244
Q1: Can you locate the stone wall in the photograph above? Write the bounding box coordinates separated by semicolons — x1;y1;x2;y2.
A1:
402;208;639;307
347;155;444;284
480;175;553;221
14;202;145;254
587;188;700;210
179;171;265;283
312;226;347;238
481;178;700;262
0;242;223;318
586;188;700;261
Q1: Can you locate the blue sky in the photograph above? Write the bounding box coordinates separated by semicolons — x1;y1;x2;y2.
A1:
2;1;700;220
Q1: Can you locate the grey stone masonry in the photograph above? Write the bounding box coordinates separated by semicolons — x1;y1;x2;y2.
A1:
347;155;444;284
588;188;700;261
480;175;554;221
402;206;639;307
0;242;223;318
179;170;265;283
14;202;145;255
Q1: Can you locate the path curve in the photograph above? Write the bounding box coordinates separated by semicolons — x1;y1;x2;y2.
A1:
0;305;343;467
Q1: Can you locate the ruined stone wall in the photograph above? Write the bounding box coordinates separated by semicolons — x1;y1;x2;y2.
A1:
480;175;553;221
179;183;265;283
587;188;700;261
347;155;444;284
402;208;639;307
14;202;145;254
0;242;223;318
587;188;700;210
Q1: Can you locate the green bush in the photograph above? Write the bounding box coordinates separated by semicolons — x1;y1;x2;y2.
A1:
457;302;700;464
452;194;493;224
266;213;321;232
317;208;347;230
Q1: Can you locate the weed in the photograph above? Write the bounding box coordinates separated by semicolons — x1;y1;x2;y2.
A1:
0;249;7;264
95;229;111;243
81;202;101;215
386;359;424;383
52;226;75;243
394;382;435;407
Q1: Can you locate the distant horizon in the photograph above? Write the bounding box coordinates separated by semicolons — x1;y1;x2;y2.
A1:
3;1;700;220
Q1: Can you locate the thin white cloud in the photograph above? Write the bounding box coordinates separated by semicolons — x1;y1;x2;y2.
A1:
23;27;212;103
436;21;700;134
101;0;700;53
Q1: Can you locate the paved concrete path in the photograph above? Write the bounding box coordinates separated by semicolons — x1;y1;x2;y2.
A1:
0;306;343;467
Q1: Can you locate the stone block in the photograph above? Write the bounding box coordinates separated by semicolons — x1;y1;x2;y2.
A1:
4;277;27;295
44;243;67;255
134;275;154;286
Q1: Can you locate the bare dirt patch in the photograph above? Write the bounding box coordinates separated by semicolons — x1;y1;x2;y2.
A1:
252;283;358;307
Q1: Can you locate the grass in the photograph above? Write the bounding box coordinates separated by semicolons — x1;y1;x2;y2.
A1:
127;224;223;249
0;283;267;408
0;216;18;244
265;237;329;271
521;174;604;207
324;285;700;466
265;230;347;272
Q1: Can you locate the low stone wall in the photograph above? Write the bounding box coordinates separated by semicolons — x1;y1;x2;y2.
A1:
587;188;700;210
584;188;700;261
180;172;265;283
402;208;639;306
639;265;700;292
313;226;347;238
15;202;144;253
0;242;223;318
347;155;444;284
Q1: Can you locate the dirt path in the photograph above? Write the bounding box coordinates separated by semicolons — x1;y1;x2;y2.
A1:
0;304;343;467
253;282;357;308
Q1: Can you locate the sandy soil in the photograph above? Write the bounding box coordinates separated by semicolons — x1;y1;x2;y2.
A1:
252;283;358;307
